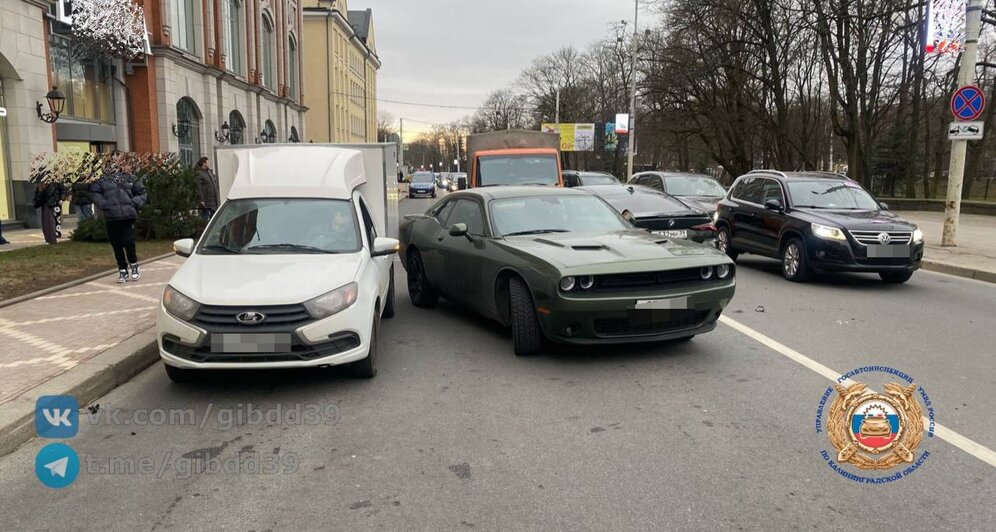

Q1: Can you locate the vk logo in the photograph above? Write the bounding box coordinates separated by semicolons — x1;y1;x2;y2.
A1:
35;443;80;489
35;395;79;439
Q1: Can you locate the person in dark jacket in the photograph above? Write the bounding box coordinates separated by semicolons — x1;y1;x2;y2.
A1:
71;182;95;219
88;174;148;283
0;220;9;245
33;182;66;244
194;157;220;220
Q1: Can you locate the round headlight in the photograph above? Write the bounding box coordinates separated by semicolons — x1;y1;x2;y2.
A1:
560;276;576;291
716;264;732;279
699;267;714;280
579;275;595;290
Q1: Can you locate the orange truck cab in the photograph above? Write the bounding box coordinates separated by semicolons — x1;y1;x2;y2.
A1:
463;130;563;189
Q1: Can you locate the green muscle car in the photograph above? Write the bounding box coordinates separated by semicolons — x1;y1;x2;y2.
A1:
399;187;736;355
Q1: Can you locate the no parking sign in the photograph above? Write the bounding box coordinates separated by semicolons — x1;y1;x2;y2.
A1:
951;85;985;121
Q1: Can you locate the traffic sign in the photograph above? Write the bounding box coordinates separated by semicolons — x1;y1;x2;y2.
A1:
948;121;984;140
951;85;985;121
0;107;7;117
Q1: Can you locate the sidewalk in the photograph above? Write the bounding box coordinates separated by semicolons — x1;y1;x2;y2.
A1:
895;211;996;283
0;218;79;252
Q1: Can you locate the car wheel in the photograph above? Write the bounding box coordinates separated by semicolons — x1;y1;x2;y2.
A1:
350;313;379;378
509;277;542;356
432;192;437;198
781;238;812;282
164;364;197;383
407;250;439;308
879;271;914;284
382;266;396;318
716;226;739;261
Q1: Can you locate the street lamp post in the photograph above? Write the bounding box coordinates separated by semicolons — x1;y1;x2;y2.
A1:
626;0;639;180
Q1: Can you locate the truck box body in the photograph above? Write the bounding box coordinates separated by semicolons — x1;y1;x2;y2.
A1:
215;143;400;237
466;130;562;188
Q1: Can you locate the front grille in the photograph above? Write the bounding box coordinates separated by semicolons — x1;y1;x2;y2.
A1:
163;332;361;363
636;215;711;231
192;304;312;332
848;230;912;246
856;257;916;266
592;267;725;292
593;310;709;338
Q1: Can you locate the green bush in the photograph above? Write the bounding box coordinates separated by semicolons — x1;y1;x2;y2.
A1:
70;217;109;242
136;166;207;240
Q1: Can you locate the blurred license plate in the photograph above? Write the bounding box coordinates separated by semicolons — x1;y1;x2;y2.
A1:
652;230;688;239
636;297;688;310
867;244;910;258
211;333;292;353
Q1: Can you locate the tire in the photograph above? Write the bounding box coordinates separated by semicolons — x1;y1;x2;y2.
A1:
509;277;543;356
879;271;914;284
716;226;739;261
164;364;197;383
781;238;812;282
382;266;396;318
406;250;438;308
432;192;437;198
408;192;414;199
350;314;379;378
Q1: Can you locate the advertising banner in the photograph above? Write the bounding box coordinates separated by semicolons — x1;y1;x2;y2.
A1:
541;123;596;152
926;0;966;54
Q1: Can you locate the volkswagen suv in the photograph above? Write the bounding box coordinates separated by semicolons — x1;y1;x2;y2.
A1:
714;170;923;283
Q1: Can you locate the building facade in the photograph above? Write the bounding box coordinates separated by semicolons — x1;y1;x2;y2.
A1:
302;0;378;143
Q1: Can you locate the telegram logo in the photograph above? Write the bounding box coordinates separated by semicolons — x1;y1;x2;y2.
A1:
35;443;80;489
35;395;79;439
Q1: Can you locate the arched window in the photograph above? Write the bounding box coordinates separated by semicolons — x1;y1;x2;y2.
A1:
223;0;244;75
175;98;202;167
288;35;299;100
261;13;275;89
263;119;276;144
289;125;301;143
228;110;246;145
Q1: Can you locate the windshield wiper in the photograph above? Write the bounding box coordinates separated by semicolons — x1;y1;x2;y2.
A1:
201;244;242;254
246;244;339;254
503;229;570;237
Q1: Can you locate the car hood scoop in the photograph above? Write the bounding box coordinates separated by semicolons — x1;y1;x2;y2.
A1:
503;230;723;268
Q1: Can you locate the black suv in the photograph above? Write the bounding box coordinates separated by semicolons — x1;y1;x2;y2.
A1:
715;170;924;283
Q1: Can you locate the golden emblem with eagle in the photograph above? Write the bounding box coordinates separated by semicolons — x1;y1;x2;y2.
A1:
826;382;923;470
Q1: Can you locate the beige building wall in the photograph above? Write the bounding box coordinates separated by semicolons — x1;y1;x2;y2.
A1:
302;1;379;143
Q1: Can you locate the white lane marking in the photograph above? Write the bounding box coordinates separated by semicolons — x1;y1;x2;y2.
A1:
719;315;996;468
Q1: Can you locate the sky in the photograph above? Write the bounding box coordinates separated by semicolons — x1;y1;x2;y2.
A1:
356;0;655;139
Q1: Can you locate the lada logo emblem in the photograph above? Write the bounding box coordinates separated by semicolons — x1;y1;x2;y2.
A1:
236;312;266;325
877;232;891;245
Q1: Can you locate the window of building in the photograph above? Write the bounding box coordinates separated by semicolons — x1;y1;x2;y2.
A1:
172;0;197;54
288;36;299;100
261;13;275;89
49;34;116;123
262;120;276;144
176;98;201;168
228;110;246;145
223;0;244;75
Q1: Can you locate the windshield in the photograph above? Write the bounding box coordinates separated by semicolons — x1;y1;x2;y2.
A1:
412;172;435;183
478;154;559;186
490;195;628;236
199;198;361;254
663;175;726;197
580;173;619;186
787;180;881;210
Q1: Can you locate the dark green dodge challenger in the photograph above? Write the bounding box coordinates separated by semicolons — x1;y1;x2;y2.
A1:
399;187;736;355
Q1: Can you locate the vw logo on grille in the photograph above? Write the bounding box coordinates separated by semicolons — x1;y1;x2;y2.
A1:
877;232;892;245
668;219;676;228
236;311;267;325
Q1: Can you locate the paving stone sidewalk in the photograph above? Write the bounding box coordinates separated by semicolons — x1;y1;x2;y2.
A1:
895;211;996;282
0;218;79;252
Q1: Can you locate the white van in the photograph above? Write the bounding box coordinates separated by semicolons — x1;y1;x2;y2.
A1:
157;145;399;382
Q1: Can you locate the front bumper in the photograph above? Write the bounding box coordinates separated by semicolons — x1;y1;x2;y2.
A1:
156;302;371;370
804;235;924;273
538;280;735;344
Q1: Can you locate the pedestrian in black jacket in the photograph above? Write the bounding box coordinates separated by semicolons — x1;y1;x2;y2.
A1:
33;182;65;244
88;173;148;283
194;157;221;220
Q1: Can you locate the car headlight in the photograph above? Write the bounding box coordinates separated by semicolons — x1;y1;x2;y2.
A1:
913;228;923;242
812;223;846;241
303;282;359;319
699;267;714;280
560;276;576;291
711;211;719;223
163;285;200;321
716;264;732;279
579;275;595;290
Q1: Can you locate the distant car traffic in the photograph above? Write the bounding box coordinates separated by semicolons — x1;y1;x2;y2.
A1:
409;171;437;198
448;173;466;192
579;184;716;243
562;170;619;187
399;187;736;355
437;173;452;189
629;172;727;216
715;170;924;283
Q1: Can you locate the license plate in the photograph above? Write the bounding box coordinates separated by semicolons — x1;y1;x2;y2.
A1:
636;297;689;310
210;333;292;354
652;230;688;239
866;244;910;258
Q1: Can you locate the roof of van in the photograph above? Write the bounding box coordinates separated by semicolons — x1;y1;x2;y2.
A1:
226;146;365;200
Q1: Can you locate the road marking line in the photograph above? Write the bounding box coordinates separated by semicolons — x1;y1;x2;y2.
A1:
719;315;996;468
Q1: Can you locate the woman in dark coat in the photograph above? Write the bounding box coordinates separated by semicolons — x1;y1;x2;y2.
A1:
33;182;66;244
87;174;148;283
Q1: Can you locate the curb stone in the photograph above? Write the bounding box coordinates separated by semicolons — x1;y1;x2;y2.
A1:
920;260;996;284
0;329;159;458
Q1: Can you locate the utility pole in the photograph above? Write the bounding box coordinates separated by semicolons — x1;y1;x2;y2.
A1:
555;89;561;124
399;118;405;175
626;0;639;180
943;0;984;247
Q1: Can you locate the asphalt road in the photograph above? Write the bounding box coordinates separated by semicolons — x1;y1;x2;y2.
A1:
0;191;993;530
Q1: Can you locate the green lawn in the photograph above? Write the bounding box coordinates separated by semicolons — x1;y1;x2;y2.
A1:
0;240;175;302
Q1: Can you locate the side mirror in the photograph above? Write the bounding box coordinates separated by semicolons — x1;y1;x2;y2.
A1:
878;202;890;211
448;223;469;238
371;237;400;257
457;177;468;190
764;199;783;211
173;238;195;257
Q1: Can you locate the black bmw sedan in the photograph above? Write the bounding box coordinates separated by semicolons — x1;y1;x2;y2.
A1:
579;184;716;243
714;170;924;283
